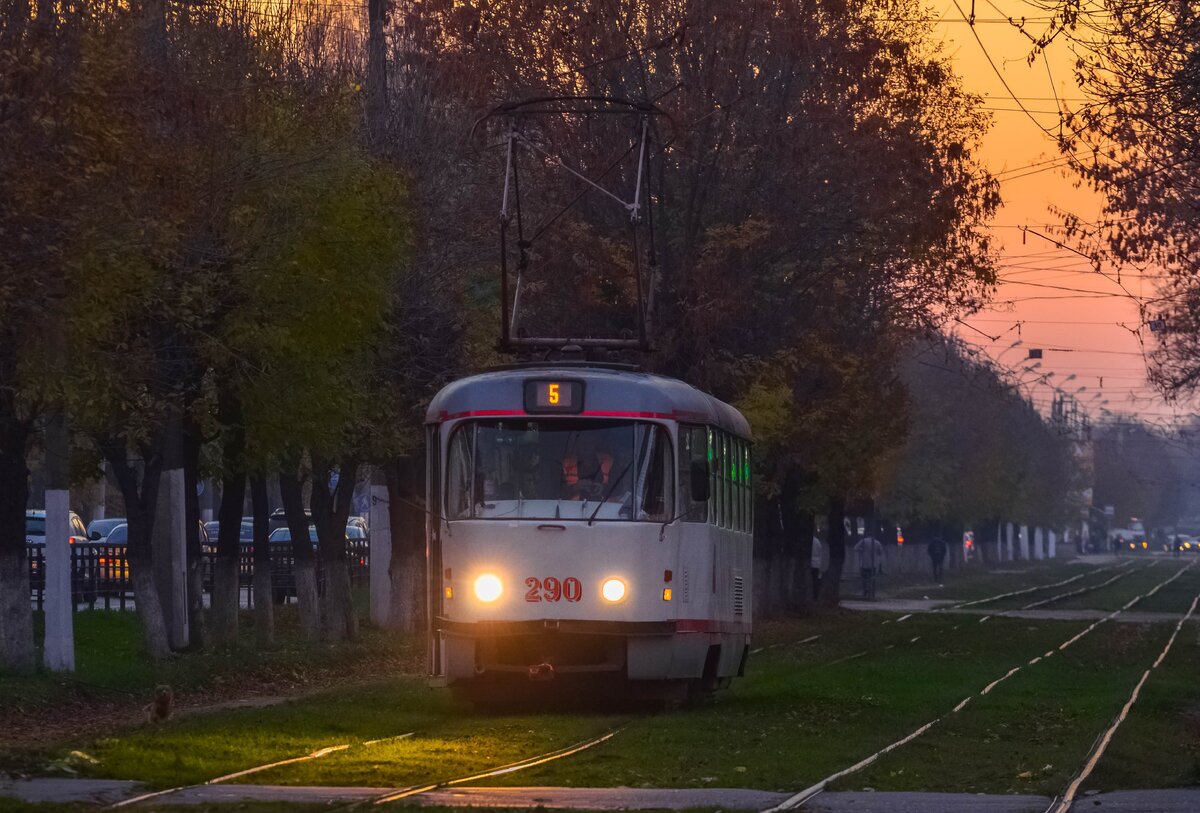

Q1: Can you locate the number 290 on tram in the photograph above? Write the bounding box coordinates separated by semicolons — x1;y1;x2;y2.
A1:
425;364;754;704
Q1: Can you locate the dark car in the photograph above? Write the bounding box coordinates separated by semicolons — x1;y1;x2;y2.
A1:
204;520;254;544
86;517;126;542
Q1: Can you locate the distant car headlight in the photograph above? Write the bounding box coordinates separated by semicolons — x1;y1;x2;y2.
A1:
473;573;503;603
601;578;627;603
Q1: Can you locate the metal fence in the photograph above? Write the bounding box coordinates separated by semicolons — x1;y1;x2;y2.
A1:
28;540;370;612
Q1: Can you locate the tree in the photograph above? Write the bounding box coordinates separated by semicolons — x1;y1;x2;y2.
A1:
397;0;1000;614
1026;0;1200;396
877;338;1079;555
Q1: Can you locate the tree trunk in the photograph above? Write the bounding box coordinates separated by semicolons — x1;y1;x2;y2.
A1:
818;495;846;609
211;472;245;647
279;464;319;638
105;438;171;659
152;416;189;651
946;521;964;571
779;468;815;615
312;455;358;642
211;393;246;648
784;507;816;615
385;456;425;632
752;494;778;618
251;474;273;647
183;418;205;650
0;419;34;673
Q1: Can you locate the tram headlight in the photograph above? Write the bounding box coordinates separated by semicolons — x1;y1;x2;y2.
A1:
601;578;627;603
473;573;503;603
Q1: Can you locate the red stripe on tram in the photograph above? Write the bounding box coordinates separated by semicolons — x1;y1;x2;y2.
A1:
439;409;526;421
439;409;680;421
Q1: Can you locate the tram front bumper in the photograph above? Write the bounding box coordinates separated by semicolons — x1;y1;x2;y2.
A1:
435;617;679;681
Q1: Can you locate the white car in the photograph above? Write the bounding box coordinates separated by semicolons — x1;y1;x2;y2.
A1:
25;509;90;546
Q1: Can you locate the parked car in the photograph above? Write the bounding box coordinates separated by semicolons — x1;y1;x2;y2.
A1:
86;517;126;542
269;508;311;533
268;525;318;546
203;520;254;544
27;510;95;601
25;509;89;546
95;524;130;583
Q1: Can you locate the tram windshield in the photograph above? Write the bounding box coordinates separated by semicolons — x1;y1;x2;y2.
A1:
446;419;674;522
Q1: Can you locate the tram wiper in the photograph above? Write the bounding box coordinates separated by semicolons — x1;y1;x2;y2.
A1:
588;461;633;526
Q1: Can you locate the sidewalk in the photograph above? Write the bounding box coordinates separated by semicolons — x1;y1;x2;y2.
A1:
6;779;1200;812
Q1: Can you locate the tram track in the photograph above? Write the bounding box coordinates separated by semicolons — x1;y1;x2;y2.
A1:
975;560;1151;622
941;560;1131;612
755;563;1132;663
357;726;624;807
108;733;416;809
760;561;1196;811
109;721;628;811
1046;593;1200;813
762;563;1155;679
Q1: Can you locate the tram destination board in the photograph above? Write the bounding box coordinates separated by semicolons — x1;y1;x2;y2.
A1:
524;379;585;414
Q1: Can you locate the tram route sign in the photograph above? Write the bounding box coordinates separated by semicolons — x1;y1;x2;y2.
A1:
524;379;585;414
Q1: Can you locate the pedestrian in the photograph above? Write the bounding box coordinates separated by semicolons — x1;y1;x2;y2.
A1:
928;535;947;584
1173;535;1182;558
854;534;884;600
811;536;824;597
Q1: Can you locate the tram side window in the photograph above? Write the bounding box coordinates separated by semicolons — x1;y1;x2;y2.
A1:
427;425;441;523
739;446;748;534
446;425;475;519
731;438;743;531
720;434;729;527
738;439;752;532
635;424;675;522
705;434;715;527
678;425;709;523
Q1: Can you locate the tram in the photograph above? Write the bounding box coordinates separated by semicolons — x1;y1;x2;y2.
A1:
425;364;754;703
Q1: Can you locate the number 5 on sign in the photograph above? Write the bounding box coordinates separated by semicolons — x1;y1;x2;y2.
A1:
548;383;560;405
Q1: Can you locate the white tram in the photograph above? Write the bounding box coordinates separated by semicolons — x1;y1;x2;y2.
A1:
425;364;754;702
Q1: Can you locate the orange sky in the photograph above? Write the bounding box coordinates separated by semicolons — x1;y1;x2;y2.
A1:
932;0;1195;429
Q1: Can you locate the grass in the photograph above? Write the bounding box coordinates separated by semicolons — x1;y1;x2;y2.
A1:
842;618;1173;796
9;564;1200;808
49;674;622;790
0;602;424;778
481;616;1081;791
0;605;421;713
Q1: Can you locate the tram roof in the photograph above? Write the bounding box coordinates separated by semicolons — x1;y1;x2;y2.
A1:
426;365;751;438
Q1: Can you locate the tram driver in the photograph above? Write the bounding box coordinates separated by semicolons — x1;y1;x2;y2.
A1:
560;436;620;501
